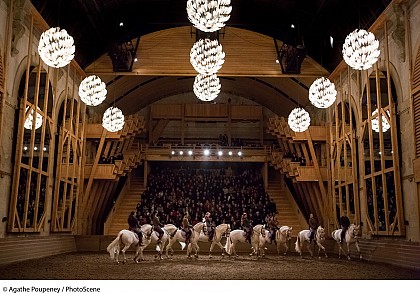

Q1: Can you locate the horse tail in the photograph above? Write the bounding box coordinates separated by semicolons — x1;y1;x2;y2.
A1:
294;232;301;253
106;231;122;259
331;230;336;240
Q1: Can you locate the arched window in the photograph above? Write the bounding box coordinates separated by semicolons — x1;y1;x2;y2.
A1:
361;70;404;236
331;100;359;226
51;94;85;232
9;67;53;232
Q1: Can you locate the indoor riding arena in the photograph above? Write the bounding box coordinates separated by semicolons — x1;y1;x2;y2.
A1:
1;0;420;282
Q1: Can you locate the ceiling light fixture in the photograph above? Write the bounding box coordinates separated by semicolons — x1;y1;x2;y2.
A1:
186;0;232;33
102;106;125;132
193;73;221;102
79;75;107;106
309;77;337;109
24;106;43;130
190;39;225;75
342;29;380;70
288;107;311;133
38;27;75;68
371;109;390;133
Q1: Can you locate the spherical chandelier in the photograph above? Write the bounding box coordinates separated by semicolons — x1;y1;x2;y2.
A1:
79;75;107;106
190;39;225;75
24;106;43;130
186;0;232;33
371;109;390;133
288;107;311;133
342;29;380;70
309;77;337;109
193;73;221;102
38;27;75;68
102;106;125;133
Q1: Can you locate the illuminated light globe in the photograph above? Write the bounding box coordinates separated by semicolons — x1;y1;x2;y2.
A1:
371;109;391;133
342;29;380;70
38;27;75;68
186;0;232;33
24;106;43;130
288;107;311;133
102;106;125;132
190;39;225;75
309;77;337;108
193;73;221;102
79;75;107;106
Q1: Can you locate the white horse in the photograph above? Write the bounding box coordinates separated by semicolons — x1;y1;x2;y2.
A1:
251;228;272;257
225;224;266;257
275;226;293;255
295;226;328;258
140;224;171;260
197;223;231;258
331;224;362;260
106;229;151;264
165;222;206;258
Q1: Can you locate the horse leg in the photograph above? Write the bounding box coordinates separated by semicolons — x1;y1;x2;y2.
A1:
346;242;351;260
121;244;130;264
209;241;214;258
216;240;225;257
355;242;362;260
317;242;328;259
306;241;313;258
284;242;289;255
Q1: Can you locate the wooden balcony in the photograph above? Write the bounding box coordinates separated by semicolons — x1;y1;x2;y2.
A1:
267;117;327;141
84;164;118;180
333;166;353;181
143;145;270;162
295;166;328;182
292;126;328;141
85;115;146;139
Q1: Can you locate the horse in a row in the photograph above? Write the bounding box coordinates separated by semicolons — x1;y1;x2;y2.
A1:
107;221;231;264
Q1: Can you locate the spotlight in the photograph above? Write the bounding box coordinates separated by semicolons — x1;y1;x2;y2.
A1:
291;24;295;28
43;147;47;151
119;22;124;27
171;150;175;155
218;151;223;156
134;57;138;62
237;151;242;156
228;151;233;156
179;151;184;155
34;146;38;151
188;150;193;156
204;149;210;156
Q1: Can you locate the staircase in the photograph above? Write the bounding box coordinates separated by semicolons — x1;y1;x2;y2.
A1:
106;177;145;235
266;178;305;236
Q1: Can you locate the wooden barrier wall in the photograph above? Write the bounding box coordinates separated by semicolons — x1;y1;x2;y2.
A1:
0;236;76;265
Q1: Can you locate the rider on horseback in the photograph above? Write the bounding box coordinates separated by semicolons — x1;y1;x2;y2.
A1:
308;213;318;244
152;211;164;245
241;212;252;243
182;212;192;244
204;212;215;242
128;211;143;245
340;213;351;244
267;214;279;244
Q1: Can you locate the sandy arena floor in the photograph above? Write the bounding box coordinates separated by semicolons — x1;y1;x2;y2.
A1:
0;250;419;280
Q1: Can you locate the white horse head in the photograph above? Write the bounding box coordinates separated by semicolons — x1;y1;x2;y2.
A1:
331;224;362;260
